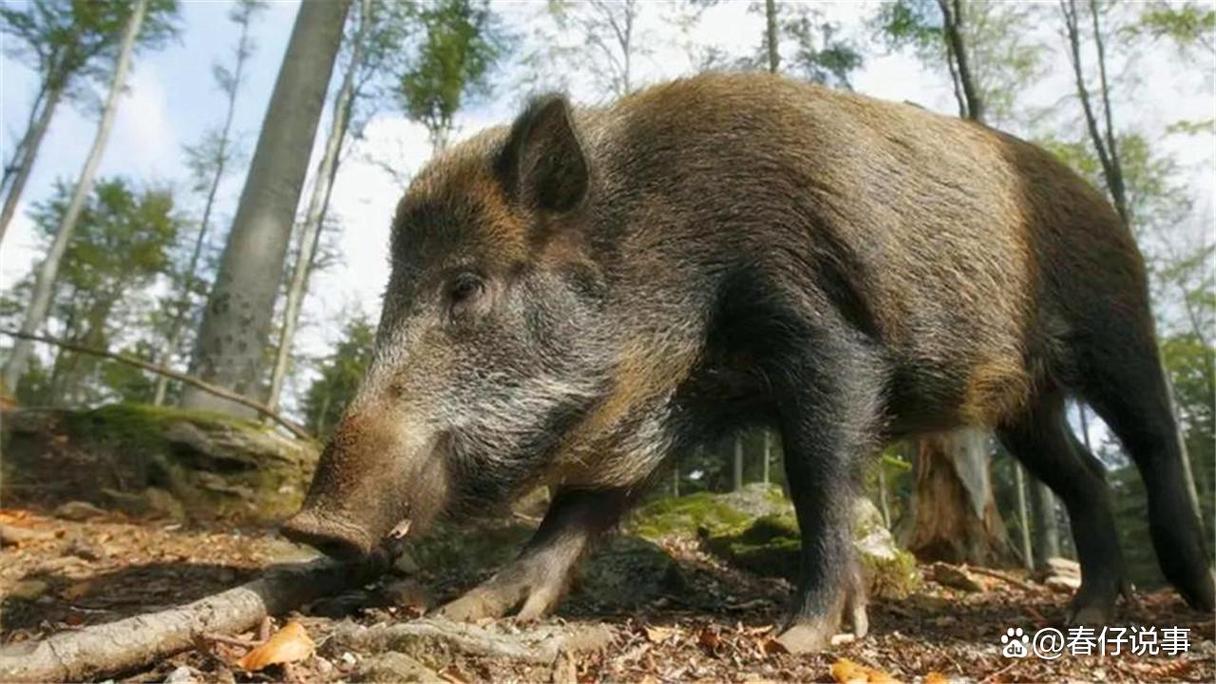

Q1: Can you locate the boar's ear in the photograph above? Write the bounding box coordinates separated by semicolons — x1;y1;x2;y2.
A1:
496;94;589;213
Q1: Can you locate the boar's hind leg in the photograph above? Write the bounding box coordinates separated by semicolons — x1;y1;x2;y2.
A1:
436;488;632;622
772;340;882;654
997;393;1127;624
1078;334;1216;612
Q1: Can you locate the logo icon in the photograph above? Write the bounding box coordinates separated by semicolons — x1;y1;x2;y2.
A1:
1001;627;1030;658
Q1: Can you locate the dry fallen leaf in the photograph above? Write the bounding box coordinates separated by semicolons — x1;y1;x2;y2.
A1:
924;673;950;684
236;620;314;671
830;658;900;684
644;625;676;643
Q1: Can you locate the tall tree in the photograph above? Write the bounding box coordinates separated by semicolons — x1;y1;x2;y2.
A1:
1058;0;1206;528
0;0;176;244
153;0;265;406
3;0;174;393
180;0;353;415
266;0;393;412
398;0;505;151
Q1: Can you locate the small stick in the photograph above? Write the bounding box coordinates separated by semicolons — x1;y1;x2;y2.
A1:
202;633;261;649
967;566;1040;593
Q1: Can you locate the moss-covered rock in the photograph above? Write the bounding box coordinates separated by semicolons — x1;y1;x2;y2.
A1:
628;487;922;600
625;483;786;540
0;404;318;523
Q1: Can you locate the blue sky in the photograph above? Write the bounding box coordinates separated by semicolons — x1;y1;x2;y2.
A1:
1;0;1212;415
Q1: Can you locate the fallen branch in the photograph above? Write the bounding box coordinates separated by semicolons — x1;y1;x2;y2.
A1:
966;565;1041;593
0;556;384;682
0;329;312;441
327;618;614;666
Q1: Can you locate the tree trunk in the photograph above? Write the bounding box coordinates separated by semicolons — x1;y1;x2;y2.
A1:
762;429;772;485
2;0;148;393
937;0;983;122
0;83;63;245
764;0;779;74
153;10;257;407
1029;479;1060;568
181;0;353;415
733;434;744;491
877;462;891;528
1014;463;1033;570
266;0;369;412
902;429;1014;566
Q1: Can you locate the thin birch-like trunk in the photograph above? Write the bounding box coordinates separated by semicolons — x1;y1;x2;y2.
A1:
2;0;148;392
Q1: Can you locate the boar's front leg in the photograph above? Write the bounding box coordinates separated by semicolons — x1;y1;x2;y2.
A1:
437;487;632;622
772;338;882;654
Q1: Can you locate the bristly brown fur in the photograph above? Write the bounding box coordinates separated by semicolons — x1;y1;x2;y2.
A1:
285;72;1214;646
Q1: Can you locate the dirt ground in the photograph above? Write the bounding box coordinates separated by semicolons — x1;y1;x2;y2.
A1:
2;507;1213;683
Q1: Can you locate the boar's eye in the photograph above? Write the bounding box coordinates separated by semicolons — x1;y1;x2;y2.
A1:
446;272;486;319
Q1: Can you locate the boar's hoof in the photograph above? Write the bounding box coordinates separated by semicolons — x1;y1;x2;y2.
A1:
778;571;869;654
436;562;568;622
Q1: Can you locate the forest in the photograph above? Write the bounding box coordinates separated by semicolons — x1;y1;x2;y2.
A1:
0;0;1213;682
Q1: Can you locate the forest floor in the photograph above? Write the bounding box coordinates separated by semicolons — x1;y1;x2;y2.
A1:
1;506;1213;683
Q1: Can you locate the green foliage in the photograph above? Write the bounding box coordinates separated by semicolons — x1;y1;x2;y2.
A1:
302;312;376;436
397;0;506;149
1123;2;1215;56
870;0;1045;127
777;4;863;88
21;177;184;405
0;0;179;100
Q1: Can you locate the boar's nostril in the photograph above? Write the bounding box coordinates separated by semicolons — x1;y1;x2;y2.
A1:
280;512;372;560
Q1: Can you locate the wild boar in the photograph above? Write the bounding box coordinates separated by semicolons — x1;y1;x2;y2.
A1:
282;72;1214;652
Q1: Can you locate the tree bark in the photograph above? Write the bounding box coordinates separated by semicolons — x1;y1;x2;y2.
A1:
1014;463;1033;570
0;557;382;683
181;0;353;415
2;0;148;393
1029;479;1060;568
266;0;370;412
733;433;744;491
902;429;1014;566
764;0;780;74
762;429;772;484
154;9;258;406
0;83;63;245
937;0;983;122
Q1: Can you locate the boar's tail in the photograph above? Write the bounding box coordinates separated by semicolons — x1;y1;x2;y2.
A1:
1075;319;1215;612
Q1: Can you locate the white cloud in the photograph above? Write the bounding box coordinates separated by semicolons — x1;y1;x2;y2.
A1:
108;64;177;178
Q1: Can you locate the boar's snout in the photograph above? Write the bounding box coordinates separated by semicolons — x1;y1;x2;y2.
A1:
280;509;376;560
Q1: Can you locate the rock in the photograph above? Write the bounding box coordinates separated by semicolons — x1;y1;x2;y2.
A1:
1046;557;1080;576
1044;575;1081;593
52;501;108;521
633;488;921;599
353;652;442;682
2;405;318;523
100;487;185;520
163;665;197;683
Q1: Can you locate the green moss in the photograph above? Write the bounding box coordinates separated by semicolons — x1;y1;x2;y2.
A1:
625;492;757;541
